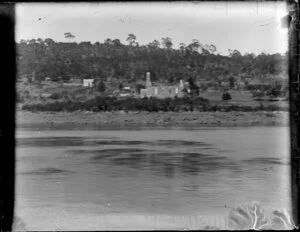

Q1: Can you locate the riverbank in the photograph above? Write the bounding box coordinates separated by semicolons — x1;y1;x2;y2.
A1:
16;110;289;128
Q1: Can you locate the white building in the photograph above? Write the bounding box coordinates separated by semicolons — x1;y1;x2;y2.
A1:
83;79;94;87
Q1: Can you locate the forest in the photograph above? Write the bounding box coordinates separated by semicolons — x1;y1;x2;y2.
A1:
17;34;288;87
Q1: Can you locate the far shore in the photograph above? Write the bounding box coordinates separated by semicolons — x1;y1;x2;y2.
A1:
16;110;289;128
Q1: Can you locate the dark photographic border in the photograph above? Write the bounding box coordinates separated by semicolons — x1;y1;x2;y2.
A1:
0;3;16;232
288;0;300;228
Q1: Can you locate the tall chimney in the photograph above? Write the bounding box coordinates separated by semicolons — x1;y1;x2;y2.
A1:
32;72;36;82
146;72;151;87
179;79;184;89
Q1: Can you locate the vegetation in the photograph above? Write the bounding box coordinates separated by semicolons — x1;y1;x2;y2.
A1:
222;92;232;101
17;35;288;91
21;96;287;113
97;81;106;93
17;35;288;114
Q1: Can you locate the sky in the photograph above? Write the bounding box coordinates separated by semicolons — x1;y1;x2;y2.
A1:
16;1;288;56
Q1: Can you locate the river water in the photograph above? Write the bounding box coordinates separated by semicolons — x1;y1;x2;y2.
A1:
14;126;291;230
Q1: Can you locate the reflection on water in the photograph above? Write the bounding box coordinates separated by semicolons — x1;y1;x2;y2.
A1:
17;138;211;147
18;137;286;178
15;126;291;230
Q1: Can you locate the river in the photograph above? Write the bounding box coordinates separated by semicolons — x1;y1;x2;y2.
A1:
14;126;291;230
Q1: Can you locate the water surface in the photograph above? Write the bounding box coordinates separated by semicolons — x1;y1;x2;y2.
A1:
15;126;291;230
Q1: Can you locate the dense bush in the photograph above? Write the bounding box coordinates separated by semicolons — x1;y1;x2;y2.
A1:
50;93;62;100
222;92;232;101
21;96;286;112
251;90;265;98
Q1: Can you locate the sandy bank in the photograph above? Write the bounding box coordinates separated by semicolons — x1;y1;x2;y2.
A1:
16;110;289;128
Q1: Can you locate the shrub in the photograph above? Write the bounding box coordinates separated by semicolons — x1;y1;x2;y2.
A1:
50;93;62;100
222;92;232;101
251;91;265;98
20;96;229;113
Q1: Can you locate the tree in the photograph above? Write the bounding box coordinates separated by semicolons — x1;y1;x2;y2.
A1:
228;76;235;89
187;39;200;52
104;38;113;45
64;32;75;42
44;38;55;46
36;38;44;44
126;33;137;46
28;39;36;45
228;49;241;57
161;37;173;49
208;44;217;54
222;92;232;101
244;52;256;59
147;40;160;49
179;42;186;55
267;87;281;98
201;44;211;55
112;39;122;46
19;39;27;45
97;81;106;93
188;77;200;96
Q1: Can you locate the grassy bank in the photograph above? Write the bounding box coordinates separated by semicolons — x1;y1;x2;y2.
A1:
16;110;289;128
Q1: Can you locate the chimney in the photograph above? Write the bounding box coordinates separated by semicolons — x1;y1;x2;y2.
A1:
32;72;36;82
146;72;151;87
179;79;184;89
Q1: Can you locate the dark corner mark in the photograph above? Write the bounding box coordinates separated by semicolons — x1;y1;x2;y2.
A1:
0;3;15;232
281;14;293;29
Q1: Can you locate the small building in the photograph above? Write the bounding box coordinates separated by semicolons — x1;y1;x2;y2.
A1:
83;79;94;87
40;93;52;99
45;77;51;82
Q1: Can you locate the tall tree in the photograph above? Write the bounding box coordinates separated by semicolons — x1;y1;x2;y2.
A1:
187;39;200;52
188;77;200;96
179;42;186;56
104;38;113;45
161;37;173;49
228;76;235;89
228;49;241;57
126;33;137;46
208;44;217;54
112;39;122;47
147;40;160;49
97;81;106;93
64;32;75;42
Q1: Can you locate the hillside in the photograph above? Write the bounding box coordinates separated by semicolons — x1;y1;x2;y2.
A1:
17;37;288;87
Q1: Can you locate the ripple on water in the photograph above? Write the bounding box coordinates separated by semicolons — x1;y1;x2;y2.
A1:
242;157;285;165
23;167;74;176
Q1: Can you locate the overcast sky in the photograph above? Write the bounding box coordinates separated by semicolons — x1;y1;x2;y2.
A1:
16;1;288;55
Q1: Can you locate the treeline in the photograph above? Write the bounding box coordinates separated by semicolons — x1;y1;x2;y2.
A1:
22;96;287;112
17;35;287;85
